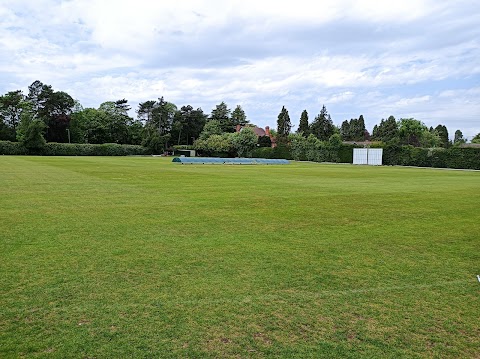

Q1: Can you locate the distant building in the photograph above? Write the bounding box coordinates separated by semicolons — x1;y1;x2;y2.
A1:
235;125;276;147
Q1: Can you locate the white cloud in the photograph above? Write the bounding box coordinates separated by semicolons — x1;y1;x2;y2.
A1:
0;0;479;137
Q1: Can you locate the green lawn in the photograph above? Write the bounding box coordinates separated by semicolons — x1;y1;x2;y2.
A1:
1;156;479;358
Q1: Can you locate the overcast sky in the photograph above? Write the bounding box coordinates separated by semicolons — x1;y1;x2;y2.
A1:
1;0;479;138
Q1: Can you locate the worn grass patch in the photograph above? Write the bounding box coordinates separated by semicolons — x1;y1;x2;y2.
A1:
1;156;479;358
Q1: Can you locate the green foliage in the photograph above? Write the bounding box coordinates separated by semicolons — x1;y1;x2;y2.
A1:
170;105;207;145
454;130;466;145
141;128;171;154
257;135;272;147
0;140;28;155
341;116;367;141
371;115;398;142
297;110;309;136
210;102;232;132
231;105;248;127
310;105;335;141
199;120;223;140
434;124;449;147
231;127;257;157
382;144;480;169
251;144;293;159
18;119;46;153
0;141;147;156
397;118;436;147
471;133;480;144
194;133;235;157
276;106;291;144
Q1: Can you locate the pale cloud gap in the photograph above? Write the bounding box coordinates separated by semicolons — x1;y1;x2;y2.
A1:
0;0;479;138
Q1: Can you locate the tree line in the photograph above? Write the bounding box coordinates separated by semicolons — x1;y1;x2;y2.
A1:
0;80;478;154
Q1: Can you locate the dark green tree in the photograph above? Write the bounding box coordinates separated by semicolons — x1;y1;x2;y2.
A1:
232;127;257;157
372;115;398;142
310;105;334;141
340;120;350;140
434;124;449;148
171;105;207;145
297;110;310;137
453;130;466;145
471;133;480;144
137;100;157;124
257;135;272;147
231;105;248;127
0;90;25;139
26;81;75;142
199;120;223;140
210;102;232;132
276;106;291;144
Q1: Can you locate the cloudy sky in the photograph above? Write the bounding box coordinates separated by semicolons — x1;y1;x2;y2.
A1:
1;0;479;138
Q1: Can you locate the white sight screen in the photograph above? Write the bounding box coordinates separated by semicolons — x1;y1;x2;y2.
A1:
353;148;383;166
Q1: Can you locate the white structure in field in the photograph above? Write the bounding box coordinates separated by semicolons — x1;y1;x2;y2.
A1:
353;148;383;166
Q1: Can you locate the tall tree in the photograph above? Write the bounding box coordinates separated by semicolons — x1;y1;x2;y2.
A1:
372;115;398;142
310;105;334;141
276;106;291;143
434;124;449;148
453;130;466;145
25;80;75;142
398;118;437;147
210;102;232;132
0;90;25;136
231;105;248;127
297;110;310;137
471;133;480;144
340;120;350;140
171;105;207;145
137;100;157;124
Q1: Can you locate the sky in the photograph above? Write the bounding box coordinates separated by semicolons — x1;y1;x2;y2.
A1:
1;0;479;139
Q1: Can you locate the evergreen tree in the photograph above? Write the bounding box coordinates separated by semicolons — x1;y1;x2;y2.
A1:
276;106;291;144
210;102;232;132
310;105;334;141
434;124;449;147
372;115;398;142
453;130;465;145
340;120;351;140
231;105;248;127
297;110;310;137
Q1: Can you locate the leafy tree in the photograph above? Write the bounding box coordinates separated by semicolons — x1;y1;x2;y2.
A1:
26;80;75;142
232;127;257;157
434;124;449;148
194;133;235;156
471;133;480;144
453;130;466;145
276;106;291;144
199;120;223;140
340;120;350;140
17;118;46;152
231;105;248;127
257;135;272;147
310;105;335;141
170;105;207;145
297;110;310;136
0;90;25;138
137;100;157;124
372;115;398;142
210;102;232;132
151;97;177;136
398;118;439;147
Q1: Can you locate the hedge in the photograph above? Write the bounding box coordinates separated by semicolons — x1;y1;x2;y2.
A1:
0;141;148;156
252;145;293;160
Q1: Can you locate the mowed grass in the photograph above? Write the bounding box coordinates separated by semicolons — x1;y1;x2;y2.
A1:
1;156;479;358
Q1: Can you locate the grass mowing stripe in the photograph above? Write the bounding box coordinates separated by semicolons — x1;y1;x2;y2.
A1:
1;156;479;358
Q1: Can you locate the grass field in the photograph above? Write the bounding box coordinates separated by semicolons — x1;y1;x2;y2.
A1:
1;156;479;358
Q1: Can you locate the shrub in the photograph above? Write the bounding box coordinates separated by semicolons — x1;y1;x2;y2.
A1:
0;141;28;155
